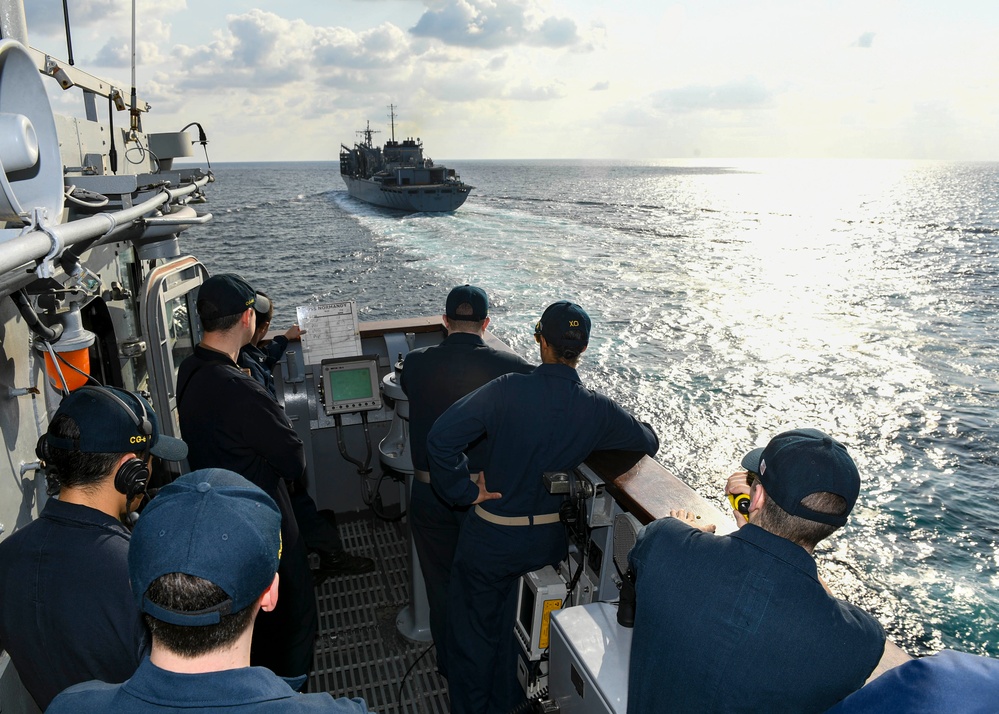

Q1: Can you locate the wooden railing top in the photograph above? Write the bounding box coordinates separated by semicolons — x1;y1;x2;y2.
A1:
359;316;444;338
585;450;734;533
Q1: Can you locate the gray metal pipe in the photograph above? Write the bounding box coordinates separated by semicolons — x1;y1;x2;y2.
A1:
0;0;29;44
0;175;210;276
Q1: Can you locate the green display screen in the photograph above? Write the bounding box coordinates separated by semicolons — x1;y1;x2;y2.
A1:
328;367;374;401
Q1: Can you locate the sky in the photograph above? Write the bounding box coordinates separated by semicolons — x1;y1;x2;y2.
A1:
22;0;999;162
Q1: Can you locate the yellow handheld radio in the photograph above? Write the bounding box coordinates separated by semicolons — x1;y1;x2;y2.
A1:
728;465;758;519
727;493;750;517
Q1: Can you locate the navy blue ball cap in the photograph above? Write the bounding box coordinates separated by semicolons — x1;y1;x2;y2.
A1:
754;428;860;527
741;447;765;473
46;386;187;461
537;301;590;350
129;469;282;626
197;273;256;319
445;284;488;321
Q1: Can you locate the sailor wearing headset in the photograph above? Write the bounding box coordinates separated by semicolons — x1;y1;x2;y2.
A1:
0;386;187;710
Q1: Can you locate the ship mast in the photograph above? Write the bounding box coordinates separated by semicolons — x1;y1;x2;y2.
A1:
357;120;379;148
388;103;397;143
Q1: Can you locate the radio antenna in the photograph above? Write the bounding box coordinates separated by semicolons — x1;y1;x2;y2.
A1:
129;0;139;136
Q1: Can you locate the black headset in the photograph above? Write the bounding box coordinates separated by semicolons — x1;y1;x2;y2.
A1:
36;386;153;503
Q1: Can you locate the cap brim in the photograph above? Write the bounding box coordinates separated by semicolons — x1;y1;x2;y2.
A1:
151;435;188;461
741;447;764;472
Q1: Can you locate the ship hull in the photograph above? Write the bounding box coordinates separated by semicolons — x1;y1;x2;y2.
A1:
341;175;471;213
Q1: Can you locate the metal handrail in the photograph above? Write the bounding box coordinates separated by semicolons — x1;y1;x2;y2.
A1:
0;174;210;275
143;211;213;227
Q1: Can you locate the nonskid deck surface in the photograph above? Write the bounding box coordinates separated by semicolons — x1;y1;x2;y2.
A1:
310;515;449;713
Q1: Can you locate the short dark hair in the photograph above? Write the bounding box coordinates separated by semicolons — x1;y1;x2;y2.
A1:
143;572;256;657
551;329;585;365
754;490;847;549
46;414;128;489
198;303;243;333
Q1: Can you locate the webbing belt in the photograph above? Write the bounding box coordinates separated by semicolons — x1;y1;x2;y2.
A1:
474;504;561;527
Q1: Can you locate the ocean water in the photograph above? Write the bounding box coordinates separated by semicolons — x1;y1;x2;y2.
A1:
187;158;999;658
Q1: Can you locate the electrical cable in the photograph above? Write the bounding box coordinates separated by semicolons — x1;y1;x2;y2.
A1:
369;478;405;522
395;642;435;707
504;686;549;714
359;412;373;474
559;502;577;609
125;141;149;167
65;185;110;209
54;350;100;388
333;412;401;522
42;342;71;396
180;122;212;170
11;290;63;343
563;524;588;606
333;412;370;474
560;473;590;606
146;148;162;174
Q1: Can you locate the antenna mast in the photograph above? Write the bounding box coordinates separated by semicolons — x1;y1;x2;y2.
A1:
129;0;139;135
388;104;397;143
357;120;379;148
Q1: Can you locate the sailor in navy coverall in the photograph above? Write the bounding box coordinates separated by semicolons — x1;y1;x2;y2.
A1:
177;274;316;680
401;285;534;677
427;301;659;714
628;430;886;713
0;387;186;710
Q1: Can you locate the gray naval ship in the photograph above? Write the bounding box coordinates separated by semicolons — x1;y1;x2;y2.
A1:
0;2;910;711
339;107;472;213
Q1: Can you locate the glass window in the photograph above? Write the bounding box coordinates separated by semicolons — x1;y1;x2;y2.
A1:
166;292;196;369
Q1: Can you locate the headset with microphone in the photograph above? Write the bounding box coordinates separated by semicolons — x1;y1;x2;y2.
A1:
36;386;153;507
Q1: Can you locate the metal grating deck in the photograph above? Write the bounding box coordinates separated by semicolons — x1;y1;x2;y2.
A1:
309;515;450;713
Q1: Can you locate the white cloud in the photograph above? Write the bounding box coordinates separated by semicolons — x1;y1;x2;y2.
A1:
487;54;509;71
314;24;412;69
533;16;579;47
504;78;566;101
25;0;125;35
93;18;171;67
855;32;876;48
410;0;580;49
171;11;317;89
23;0;999;161
650;78;773;114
